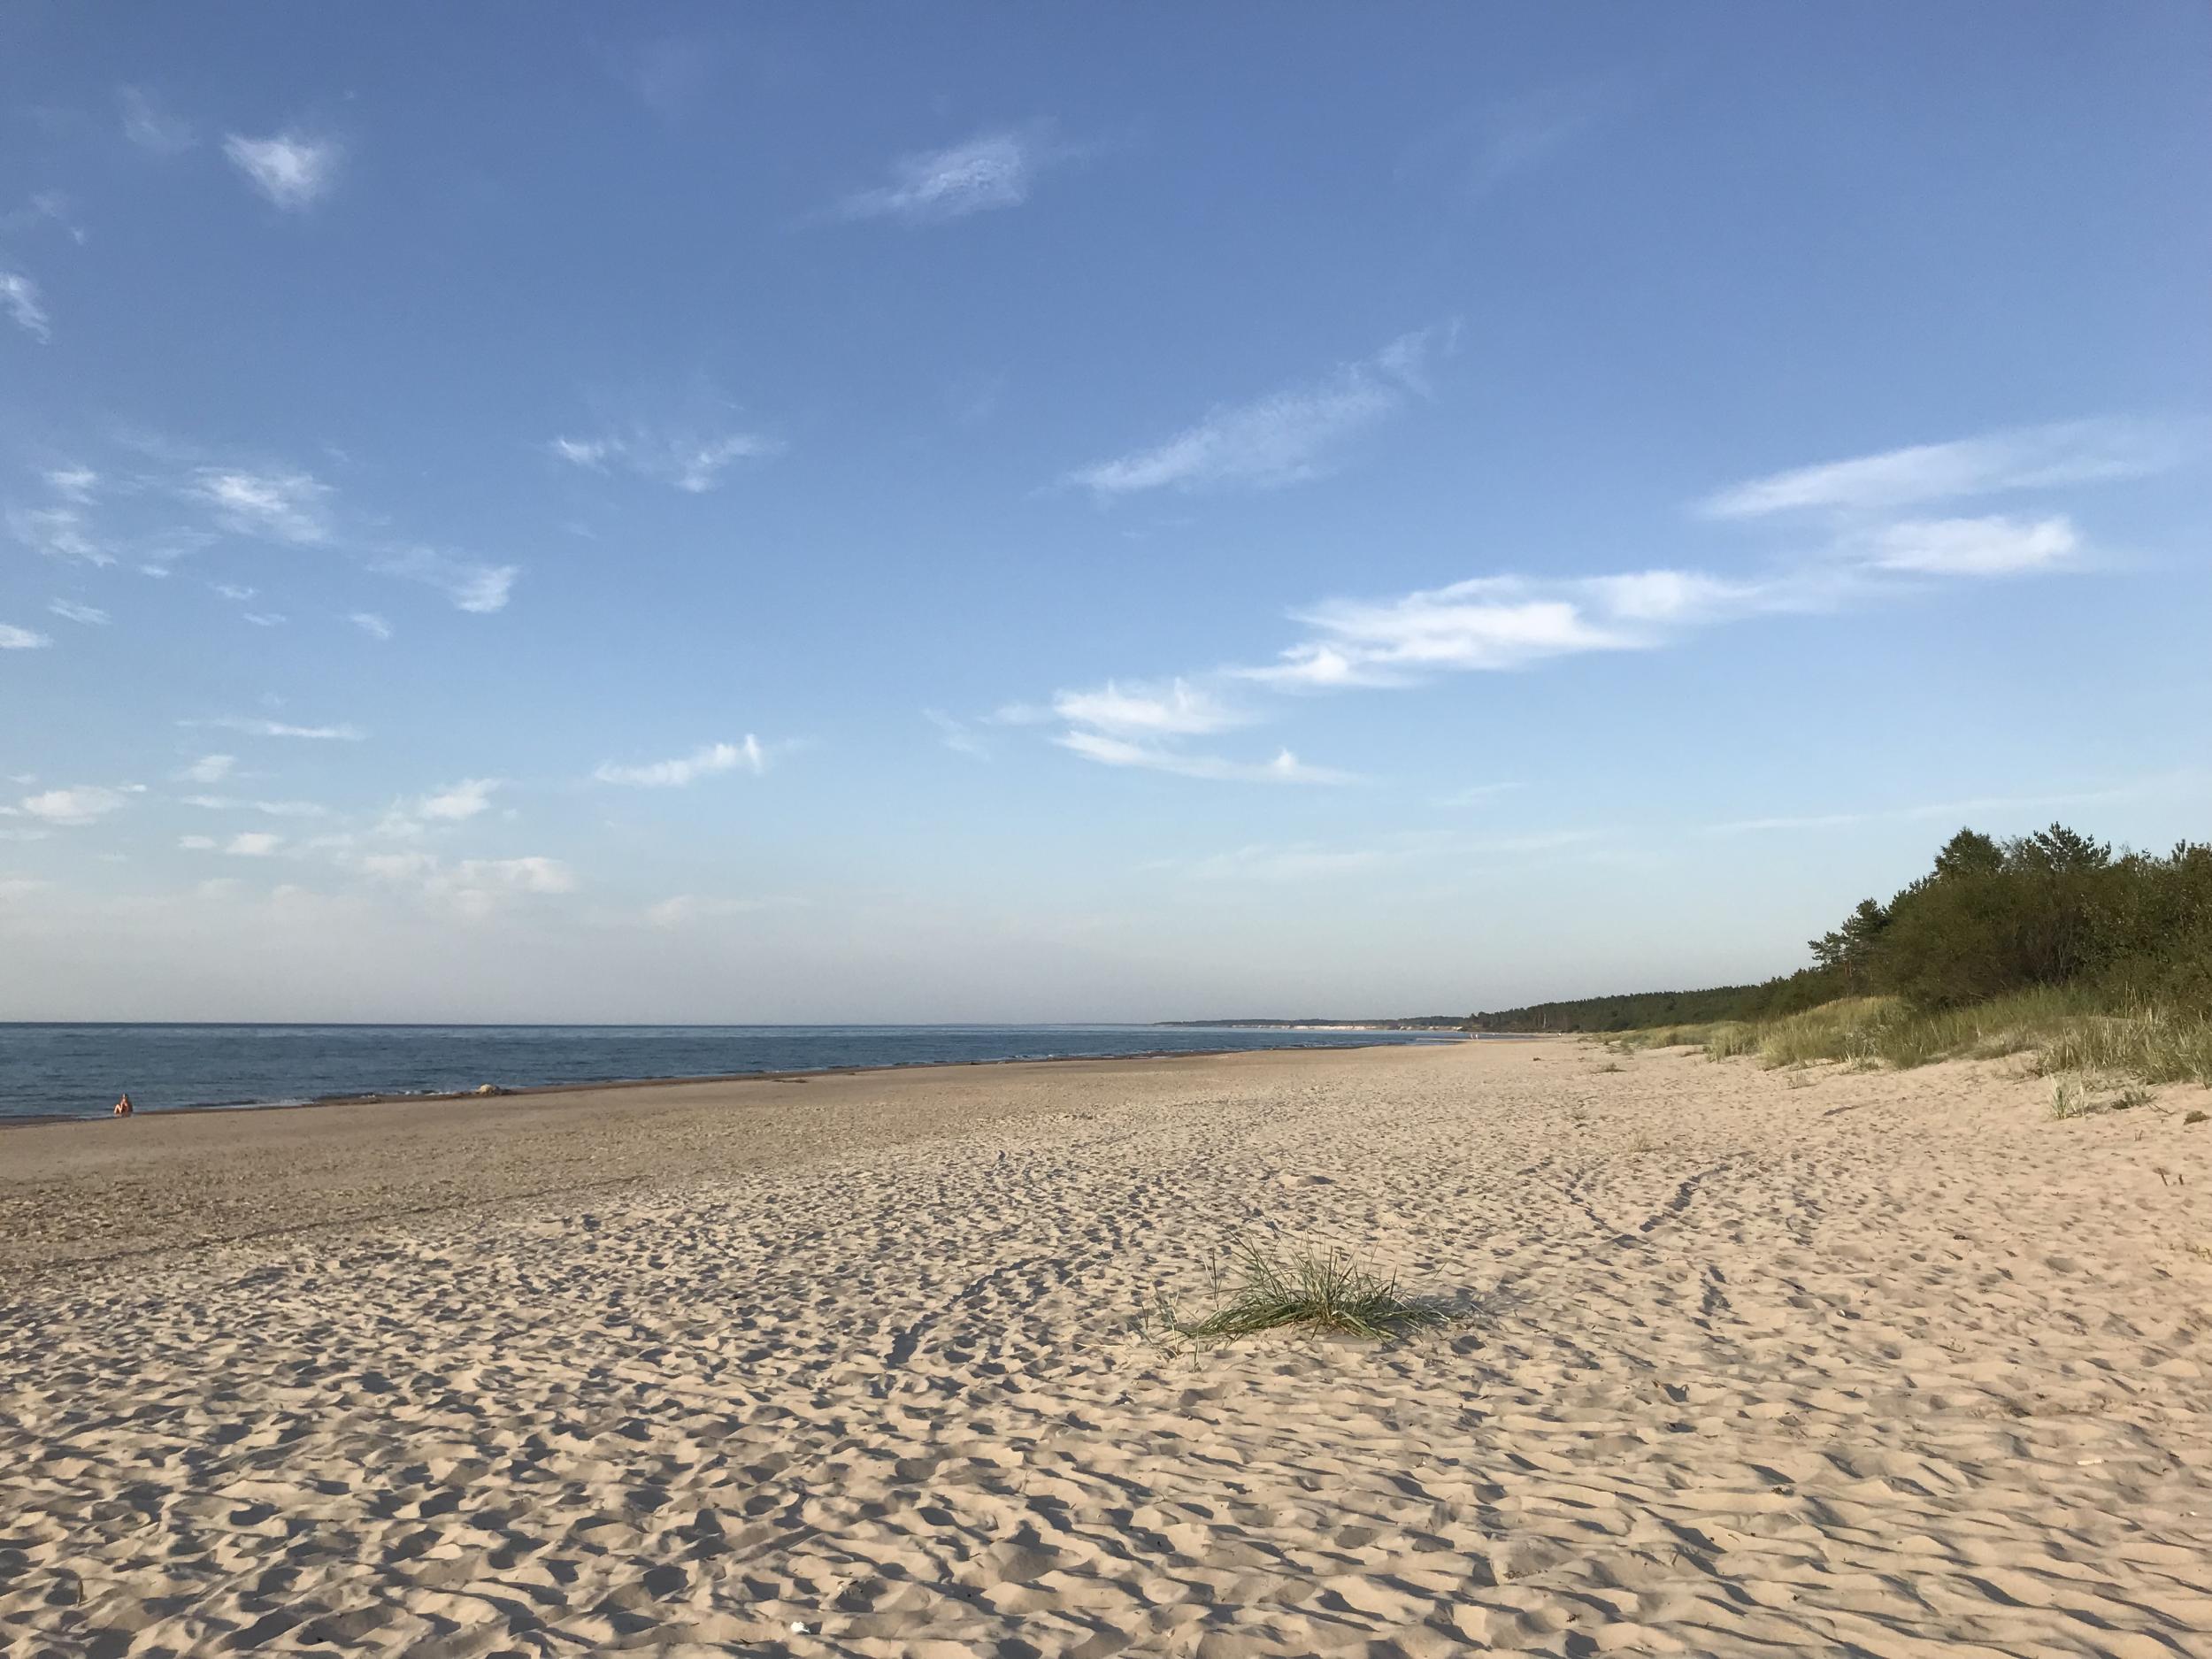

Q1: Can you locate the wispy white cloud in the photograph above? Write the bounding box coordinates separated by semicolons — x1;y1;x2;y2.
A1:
1240;579;1640;690
178;835;217;851
182;795;328;818
1698;418;2192;519
1399;81;1624;202
1465;83;1618;194
17;786;127;826
1860;514;2077;577
1056;731;1354;786
222;131;342;211
373;546;518;613
1230;529;2037;694
417;779;499;822
1;271;50;342
595;737;768;787
120;87;196;154
224;831;282;857
349;611;392;641
9;505;107;565
188;716;365;741
17;449;520;611
45;466;99;503
549;426;783;493
178;755;234;784
1050;678;1248;737
11;465;219;572
833;127;1070;224
1065;325;1458;496
1;622;52;649
371;777;500;841
925;710;990;759
193;468;332;542
1026;419;2148;786
0;191;81;242
48;598;108;626
1044;676;1339;783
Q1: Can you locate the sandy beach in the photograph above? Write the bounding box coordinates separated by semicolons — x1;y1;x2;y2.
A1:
4;1038;2209;1657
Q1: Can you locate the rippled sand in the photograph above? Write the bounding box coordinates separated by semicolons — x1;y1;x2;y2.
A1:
4;1040;2209;1657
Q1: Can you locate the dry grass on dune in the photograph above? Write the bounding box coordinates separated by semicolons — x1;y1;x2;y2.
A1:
1600;987;2212;1094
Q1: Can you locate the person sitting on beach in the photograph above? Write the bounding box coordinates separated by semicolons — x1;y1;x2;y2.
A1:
112;1093;133;1118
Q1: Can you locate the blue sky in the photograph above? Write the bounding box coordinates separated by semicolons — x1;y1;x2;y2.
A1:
3;4;2208;1022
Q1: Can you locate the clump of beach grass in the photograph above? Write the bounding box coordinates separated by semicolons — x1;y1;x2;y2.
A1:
1703;1023;1759;1060
2048;1074;2154;1120
2049;1079;2099;1120
1150;1239;1440;1348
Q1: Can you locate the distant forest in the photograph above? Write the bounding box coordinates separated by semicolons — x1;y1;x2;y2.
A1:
1471;825;2212;1032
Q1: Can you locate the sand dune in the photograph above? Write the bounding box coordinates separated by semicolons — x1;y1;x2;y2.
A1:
4;1040;2209;1656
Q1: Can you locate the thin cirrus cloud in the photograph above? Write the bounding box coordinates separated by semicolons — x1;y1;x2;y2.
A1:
1055;730;1355;786
192;463;516;612
1064;324;1459;497
15;452;519;611
186;716;366;741
181;795;329;818
924;710;990;759
350;611;392;641
193;469;332;542
1859;515;2078;577
595;737;768;787
1229;525;2078;695
222;131;342;210
2;271;50;341
1030;417;2171;781
120;87;196;155
1049;679;1248;737
549;426;783;494
831;127;1070;224
49;599;110;626
1697;417;2192;519
1398;81;1624;203
1;622;52;649
10;505;107;565
1043;679;1343;785
373;546;518;614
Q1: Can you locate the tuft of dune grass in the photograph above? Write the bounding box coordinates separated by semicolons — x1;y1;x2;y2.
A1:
1152;1239;1440;1348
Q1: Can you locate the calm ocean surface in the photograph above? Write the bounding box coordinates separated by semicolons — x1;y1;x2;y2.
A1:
0;1024;1459;1123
